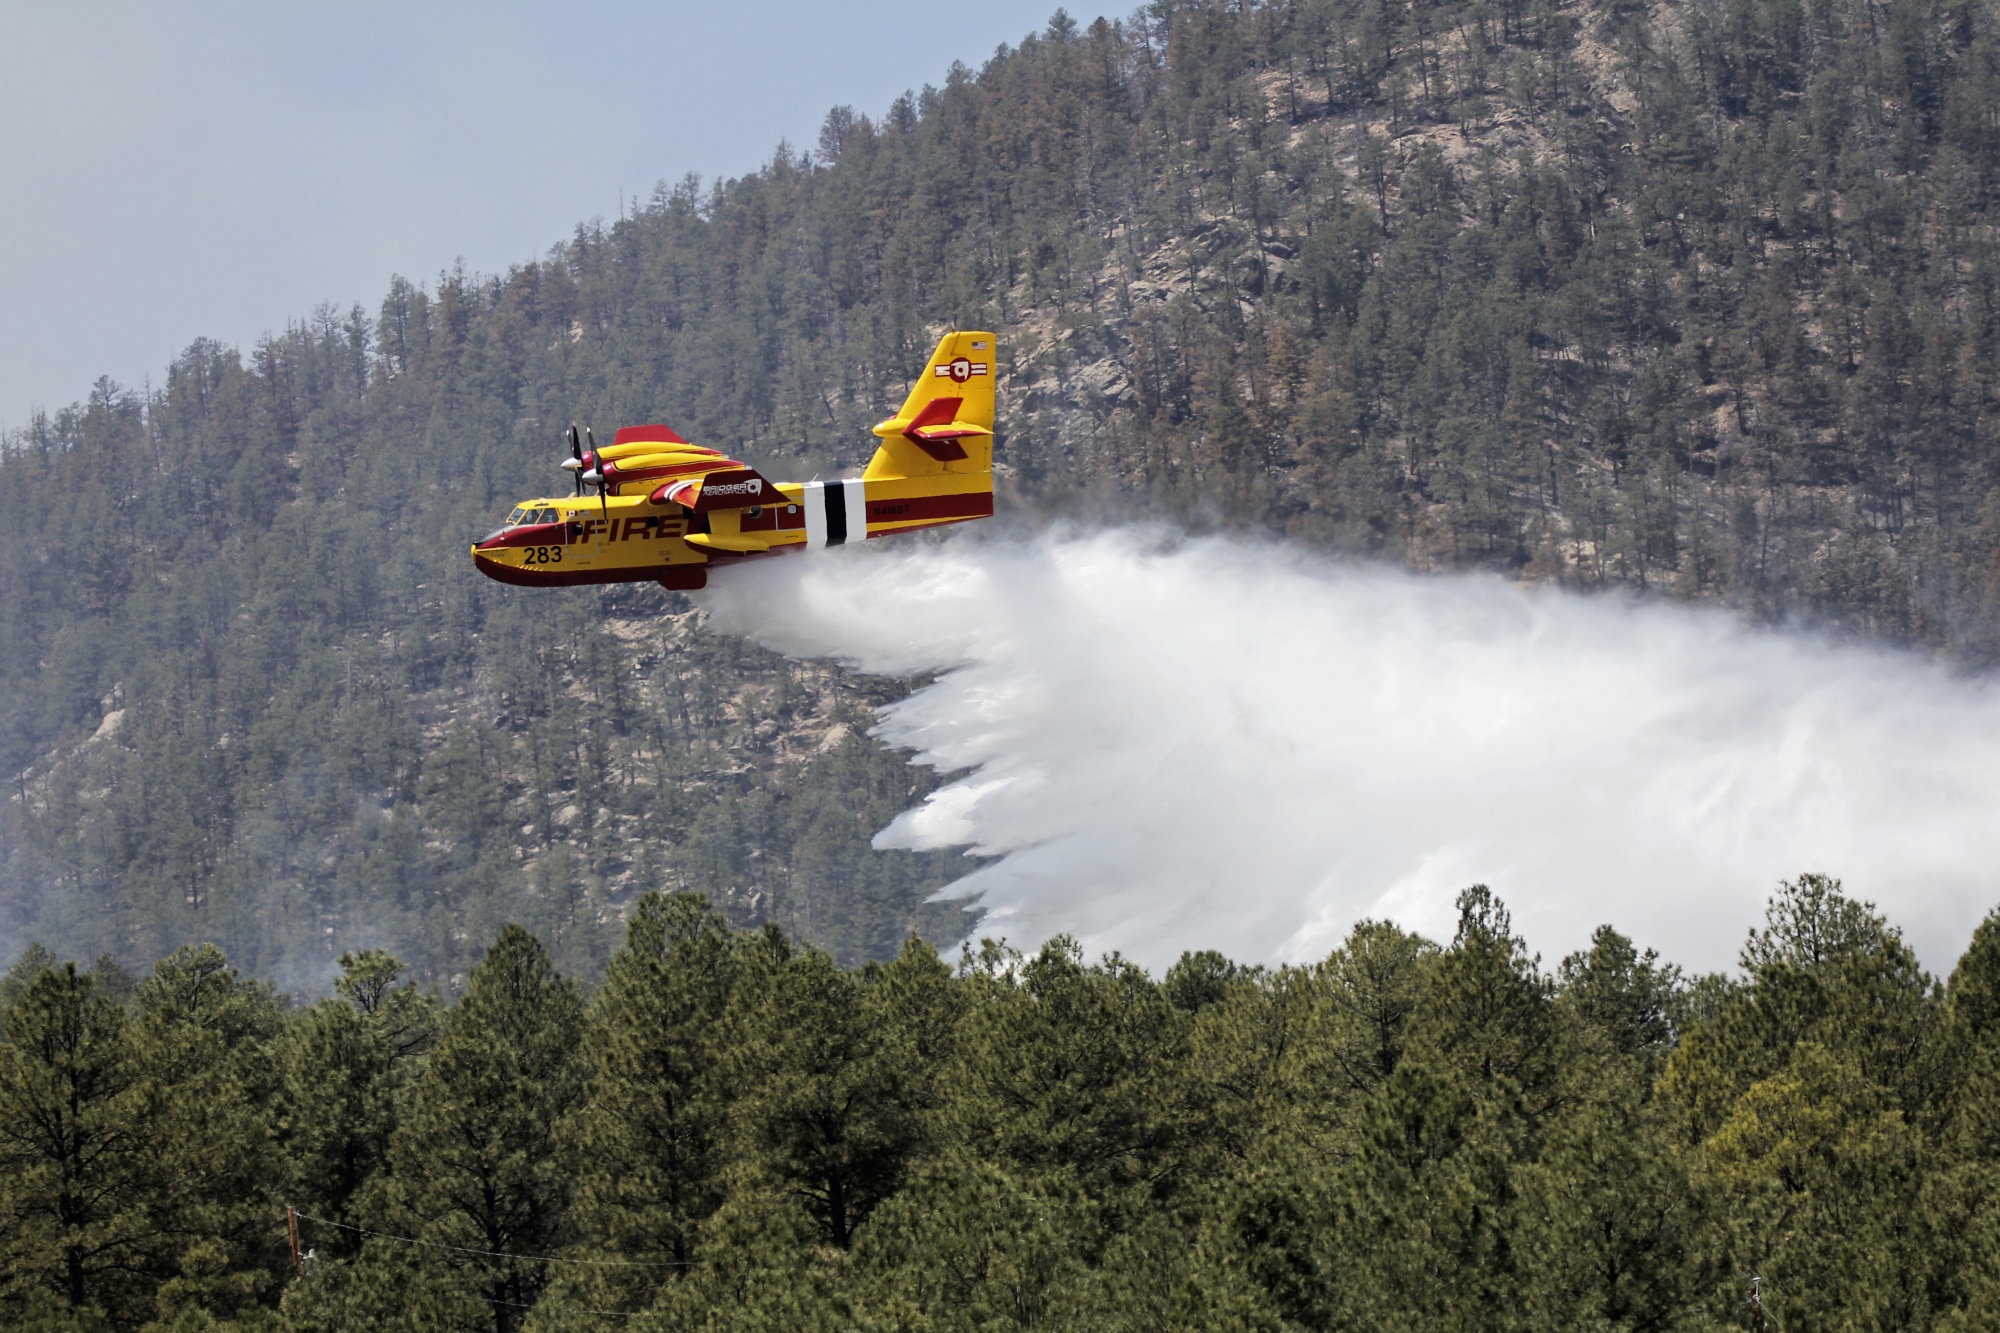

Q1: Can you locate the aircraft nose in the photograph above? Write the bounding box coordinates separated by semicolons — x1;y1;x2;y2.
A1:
473;528;509;550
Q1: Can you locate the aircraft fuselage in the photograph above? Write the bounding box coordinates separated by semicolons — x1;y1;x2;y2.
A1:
471;473;994;591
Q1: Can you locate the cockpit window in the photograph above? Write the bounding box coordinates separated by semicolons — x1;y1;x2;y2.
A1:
534;508;558;525
506;506;528;526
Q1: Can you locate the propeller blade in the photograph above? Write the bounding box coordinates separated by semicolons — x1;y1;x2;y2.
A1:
587;428;609;544
588;427;609;531
568;425;584;496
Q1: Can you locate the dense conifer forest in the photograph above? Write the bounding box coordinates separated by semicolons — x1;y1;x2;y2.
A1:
3;877;1999;1330
8;0;2000;980
6;0;2000;1320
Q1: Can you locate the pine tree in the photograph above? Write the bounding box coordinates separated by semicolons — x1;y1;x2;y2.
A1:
1406;886;1562;1104
566;893;738;1310
1933;907;2000;1155
949;938;1193;1216
729;941;925;1248
374;925;584;1332
1916;909;2000;1322
0;945;287;1326
845;1156;1090;1328
0;959;150;1322
1660;877;1943;1328
1557;923;1683;1065
125;944;289;1323
1315;917;1437;1101
277;951;435;1242
1511;1079;1715;1329
1231;1056;1523;1330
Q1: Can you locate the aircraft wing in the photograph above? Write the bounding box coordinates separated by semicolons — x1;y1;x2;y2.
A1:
588;425;764;502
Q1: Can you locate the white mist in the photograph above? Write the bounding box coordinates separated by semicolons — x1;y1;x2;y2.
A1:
702;528;2000;974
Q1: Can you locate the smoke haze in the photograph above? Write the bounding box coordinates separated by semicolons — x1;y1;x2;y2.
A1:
703;529;2000;975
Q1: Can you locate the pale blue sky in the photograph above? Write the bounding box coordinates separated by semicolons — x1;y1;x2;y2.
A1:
0;1;1078;431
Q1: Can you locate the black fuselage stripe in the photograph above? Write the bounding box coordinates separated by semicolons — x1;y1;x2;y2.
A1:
824;480;848;546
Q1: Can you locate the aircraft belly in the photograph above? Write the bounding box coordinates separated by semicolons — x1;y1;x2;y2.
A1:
472;528;706;587
867;513;991;539
472;555;676;588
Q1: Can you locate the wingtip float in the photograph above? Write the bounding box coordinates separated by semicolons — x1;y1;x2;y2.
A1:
471;332;997;593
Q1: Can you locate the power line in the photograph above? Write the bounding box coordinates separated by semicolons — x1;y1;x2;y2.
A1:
292;1211;697;1269
483;1293;635;1321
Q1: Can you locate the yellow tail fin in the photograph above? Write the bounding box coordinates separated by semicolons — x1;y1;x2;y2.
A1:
864;331;996;480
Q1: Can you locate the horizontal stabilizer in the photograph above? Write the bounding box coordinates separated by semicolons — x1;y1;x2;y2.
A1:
897;396;992;460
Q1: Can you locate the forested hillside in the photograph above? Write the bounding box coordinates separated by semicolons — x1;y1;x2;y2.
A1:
6;0;2000;983
3;878;1999;1330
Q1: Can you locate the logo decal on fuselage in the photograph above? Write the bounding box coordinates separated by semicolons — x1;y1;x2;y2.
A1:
936;358;990;383
703;478;763;498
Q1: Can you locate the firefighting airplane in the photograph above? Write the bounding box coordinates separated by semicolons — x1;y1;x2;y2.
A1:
471;332;996;591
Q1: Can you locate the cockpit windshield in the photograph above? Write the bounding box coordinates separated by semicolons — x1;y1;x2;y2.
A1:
506;506;528;526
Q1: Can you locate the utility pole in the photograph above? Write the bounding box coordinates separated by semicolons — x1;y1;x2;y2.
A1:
1749;1274;1767;1332
287;1205;302;1277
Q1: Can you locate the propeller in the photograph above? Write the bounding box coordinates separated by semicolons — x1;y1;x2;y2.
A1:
564;425;584;496
587;427;609;546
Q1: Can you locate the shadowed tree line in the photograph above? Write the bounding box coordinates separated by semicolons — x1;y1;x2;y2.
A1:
1;876;1998;1330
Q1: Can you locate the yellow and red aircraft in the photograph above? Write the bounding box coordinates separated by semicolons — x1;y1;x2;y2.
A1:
471;331;996;591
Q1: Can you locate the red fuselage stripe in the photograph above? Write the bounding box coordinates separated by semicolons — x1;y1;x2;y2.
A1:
865;491;993;524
